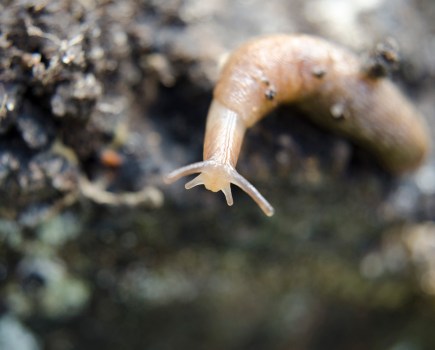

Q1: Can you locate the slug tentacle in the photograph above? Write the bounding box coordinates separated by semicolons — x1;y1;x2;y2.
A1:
164;160;274;216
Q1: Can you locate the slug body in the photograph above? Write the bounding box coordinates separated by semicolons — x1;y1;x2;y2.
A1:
165;34;430;216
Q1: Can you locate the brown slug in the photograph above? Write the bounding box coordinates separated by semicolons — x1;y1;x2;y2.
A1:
164;34;430;217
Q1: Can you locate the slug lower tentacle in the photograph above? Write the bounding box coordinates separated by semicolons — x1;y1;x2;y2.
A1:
164;157;275;216
165;34;430;216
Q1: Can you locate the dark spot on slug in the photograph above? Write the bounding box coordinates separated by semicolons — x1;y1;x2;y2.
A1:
265;88;276;100
261;77;271;86
330;102;347;120
363;38;400;79
312;66;326;78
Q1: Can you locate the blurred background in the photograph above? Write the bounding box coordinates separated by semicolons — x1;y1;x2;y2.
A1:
1;0;435;349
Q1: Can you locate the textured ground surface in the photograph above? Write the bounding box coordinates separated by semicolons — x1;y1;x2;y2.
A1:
1;0;435;349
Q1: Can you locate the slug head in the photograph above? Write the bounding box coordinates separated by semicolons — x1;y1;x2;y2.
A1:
164;160;274;216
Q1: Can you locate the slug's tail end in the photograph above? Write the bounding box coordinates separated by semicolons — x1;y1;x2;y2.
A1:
164;160;274;216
